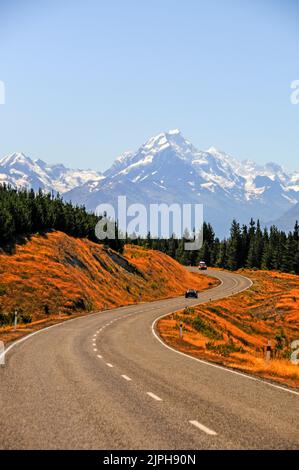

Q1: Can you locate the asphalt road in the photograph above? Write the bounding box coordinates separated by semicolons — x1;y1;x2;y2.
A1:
0;269;298;450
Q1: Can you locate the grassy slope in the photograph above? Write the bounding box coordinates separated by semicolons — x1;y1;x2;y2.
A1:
158;269;299;388
0;231;216;343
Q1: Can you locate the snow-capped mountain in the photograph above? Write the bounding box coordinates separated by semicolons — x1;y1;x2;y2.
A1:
64;130;299;236
0;152;104;193
1;131;298;237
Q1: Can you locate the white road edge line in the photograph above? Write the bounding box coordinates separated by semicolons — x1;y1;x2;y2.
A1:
152;273;299;397
2;271;298;399
121;374;132;381
189;420;217;436
147;392;162;401
0;294;195;364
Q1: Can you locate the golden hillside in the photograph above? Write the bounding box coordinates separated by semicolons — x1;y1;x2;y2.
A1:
158;269;299;388
0;231;216;342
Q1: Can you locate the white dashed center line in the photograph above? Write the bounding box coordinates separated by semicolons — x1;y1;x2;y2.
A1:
121;374;132;381
146;392;162;401
90;306;224;437
189;420;217;436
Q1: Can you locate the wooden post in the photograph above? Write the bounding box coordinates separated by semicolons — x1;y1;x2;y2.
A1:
179;322;183;339
265;340;271;362
14;310;18;331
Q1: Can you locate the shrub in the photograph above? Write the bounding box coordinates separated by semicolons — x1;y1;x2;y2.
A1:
20;312;32;324
192;316;223;340
206;339;244;356
206;306;228;316
0;312;14;326
282;348;292;360
0;285;6;296
275;328;287;350
65;296;92;312
183;307;195;315
44;304;50;315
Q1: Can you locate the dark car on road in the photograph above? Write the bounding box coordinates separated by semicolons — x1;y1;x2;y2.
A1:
185;289;198;298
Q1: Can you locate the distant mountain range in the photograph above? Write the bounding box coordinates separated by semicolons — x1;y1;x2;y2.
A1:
1;130;298;237
0;152;104;193
268;202;299;233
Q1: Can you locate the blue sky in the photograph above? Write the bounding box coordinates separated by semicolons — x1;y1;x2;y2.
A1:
0;0;298;171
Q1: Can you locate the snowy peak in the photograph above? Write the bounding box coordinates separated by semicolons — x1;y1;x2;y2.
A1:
98;130;299;219
0;152;103;193
105;129;198;180
142;129;184;148
140;129;194;159
0;152;35;168
99;130;299;202
0;152;55;191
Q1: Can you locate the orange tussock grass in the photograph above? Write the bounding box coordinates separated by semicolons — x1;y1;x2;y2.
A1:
0;231;216;343
157;269;299;388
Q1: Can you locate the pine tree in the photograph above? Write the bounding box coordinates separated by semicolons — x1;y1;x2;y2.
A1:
216;239;228;268
226;220;242;270
281;234;297;273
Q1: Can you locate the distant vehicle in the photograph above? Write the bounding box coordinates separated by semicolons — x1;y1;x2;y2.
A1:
185;289;198;298
198;261;207;270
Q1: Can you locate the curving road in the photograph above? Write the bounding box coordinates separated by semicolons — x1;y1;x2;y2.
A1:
0;269;298;450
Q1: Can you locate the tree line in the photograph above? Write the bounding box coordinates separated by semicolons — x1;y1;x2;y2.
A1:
128;219;299;274
0;185;124;252
0;185;298;274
